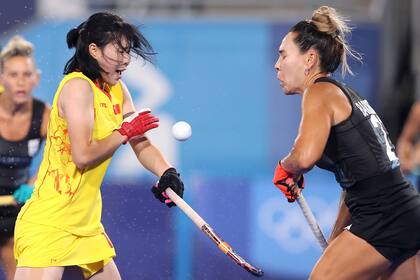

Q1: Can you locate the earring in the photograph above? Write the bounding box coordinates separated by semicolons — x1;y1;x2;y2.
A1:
304;68;310;76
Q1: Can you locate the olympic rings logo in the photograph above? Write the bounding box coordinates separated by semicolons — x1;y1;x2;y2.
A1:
258;196;338;253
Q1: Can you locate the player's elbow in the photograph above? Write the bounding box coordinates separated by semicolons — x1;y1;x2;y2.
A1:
72;154;90;170
297;161;314;173
295;153;317;173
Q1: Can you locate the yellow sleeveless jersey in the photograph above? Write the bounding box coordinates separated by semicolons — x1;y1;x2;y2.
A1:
17;72;124;236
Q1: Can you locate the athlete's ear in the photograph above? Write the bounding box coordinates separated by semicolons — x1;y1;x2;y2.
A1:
304;49;318;70
88;43;100;59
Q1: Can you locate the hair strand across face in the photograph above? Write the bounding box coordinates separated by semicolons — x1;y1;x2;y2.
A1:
63;12;155;81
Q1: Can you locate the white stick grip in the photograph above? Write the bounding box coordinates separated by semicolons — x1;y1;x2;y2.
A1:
296;194;328;250
165;187;206;228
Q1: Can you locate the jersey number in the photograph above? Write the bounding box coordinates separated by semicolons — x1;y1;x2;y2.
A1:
369;115;399;166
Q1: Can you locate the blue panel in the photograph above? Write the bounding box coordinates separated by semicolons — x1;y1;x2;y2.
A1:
101;180;176;279
250;168;341;278
141;21;271;177
267;24;302;166
189;177;255;279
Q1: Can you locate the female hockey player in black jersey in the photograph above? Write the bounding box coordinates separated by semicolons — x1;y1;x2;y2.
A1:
272;6;420;280
0;36;50;280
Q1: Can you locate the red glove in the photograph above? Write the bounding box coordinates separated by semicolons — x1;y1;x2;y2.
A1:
273;163;304;203
117;108;159;144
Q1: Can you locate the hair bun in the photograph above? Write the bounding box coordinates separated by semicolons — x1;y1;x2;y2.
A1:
308;6;361;76
311;6;337;34
311;6;350;37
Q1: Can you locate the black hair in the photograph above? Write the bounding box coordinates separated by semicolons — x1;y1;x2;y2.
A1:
290;6;361;76
64;12;155;80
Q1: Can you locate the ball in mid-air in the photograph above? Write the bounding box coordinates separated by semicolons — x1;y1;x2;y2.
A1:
172;121;192;141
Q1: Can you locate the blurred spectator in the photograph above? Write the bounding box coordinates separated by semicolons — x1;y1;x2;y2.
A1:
380;0;420;143
397;101;420;191
0;35;50;280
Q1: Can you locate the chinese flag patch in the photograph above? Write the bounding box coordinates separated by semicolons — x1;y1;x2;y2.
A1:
113;104;121;115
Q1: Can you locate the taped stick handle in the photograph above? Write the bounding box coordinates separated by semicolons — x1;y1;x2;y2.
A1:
165;187;264;277
165;188;206;228
165;188;227;250
296;194;328;250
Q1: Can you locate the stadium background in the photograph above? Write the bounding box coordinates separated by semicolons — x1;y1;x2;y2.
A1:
0;1;418;279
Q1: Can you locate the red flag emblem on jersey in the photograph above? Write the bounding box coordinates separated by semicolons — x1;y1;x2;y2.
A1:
113;104;121;115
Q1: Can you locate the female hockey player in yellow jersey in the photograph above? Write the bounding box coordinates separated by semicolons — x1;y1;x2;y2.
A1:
13;12;184;280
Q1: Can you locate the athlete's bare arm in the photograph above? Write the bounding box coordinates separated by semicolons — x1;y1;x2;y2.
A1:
120;81;171;177
282;82;351;174
281;83;334;173
58;78;126;170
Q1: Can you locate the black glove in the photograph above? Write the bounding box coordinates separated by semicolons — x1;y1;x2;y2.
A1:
151;168;184;207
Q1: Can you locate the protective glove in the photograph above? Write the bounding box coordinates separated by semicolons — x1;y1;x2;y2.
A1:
151;168;184;207
13;183;34;204
117;108;159;144
273;163;304;203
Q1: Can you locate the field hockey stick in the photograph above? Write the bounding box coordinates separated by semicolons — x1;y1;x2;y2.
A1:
165;188;264;277
0;195;16;206
296;194;328;250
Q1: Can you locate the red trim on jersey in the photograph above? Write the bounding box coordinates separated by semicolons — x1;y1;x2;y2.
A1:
93;80;112;101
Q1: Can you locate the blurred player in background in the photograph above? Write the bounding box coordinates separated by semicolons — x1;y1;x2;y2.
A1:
397;100;420;191
272;6;420;280
13;12;184;280
0;44;3;95
0;35;50;280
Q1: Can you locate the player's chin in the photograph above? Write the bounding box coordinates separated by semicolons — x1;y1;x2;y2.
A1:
281;85;298;95
13;94;31;104
104;76;120;86
280;85;292;95
279;83;289;94
284;90;298;96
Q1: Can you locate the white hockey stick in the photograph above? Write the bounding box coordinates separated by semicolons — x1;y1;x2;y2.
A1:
165;188;264;277
296;194;328;250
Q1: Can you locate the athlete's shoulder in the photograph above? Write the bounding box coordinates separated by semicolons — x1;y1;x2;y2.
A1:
60;72;94;88
308;78;350;104
303;82;335;107
61;77;92;92
308;79;341;95
64;71;91;80
58;77;94;108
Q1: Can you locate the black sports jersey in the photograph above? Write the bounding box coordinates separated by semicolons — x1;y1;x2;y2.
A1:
315;77;400;188
0;98;45;194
